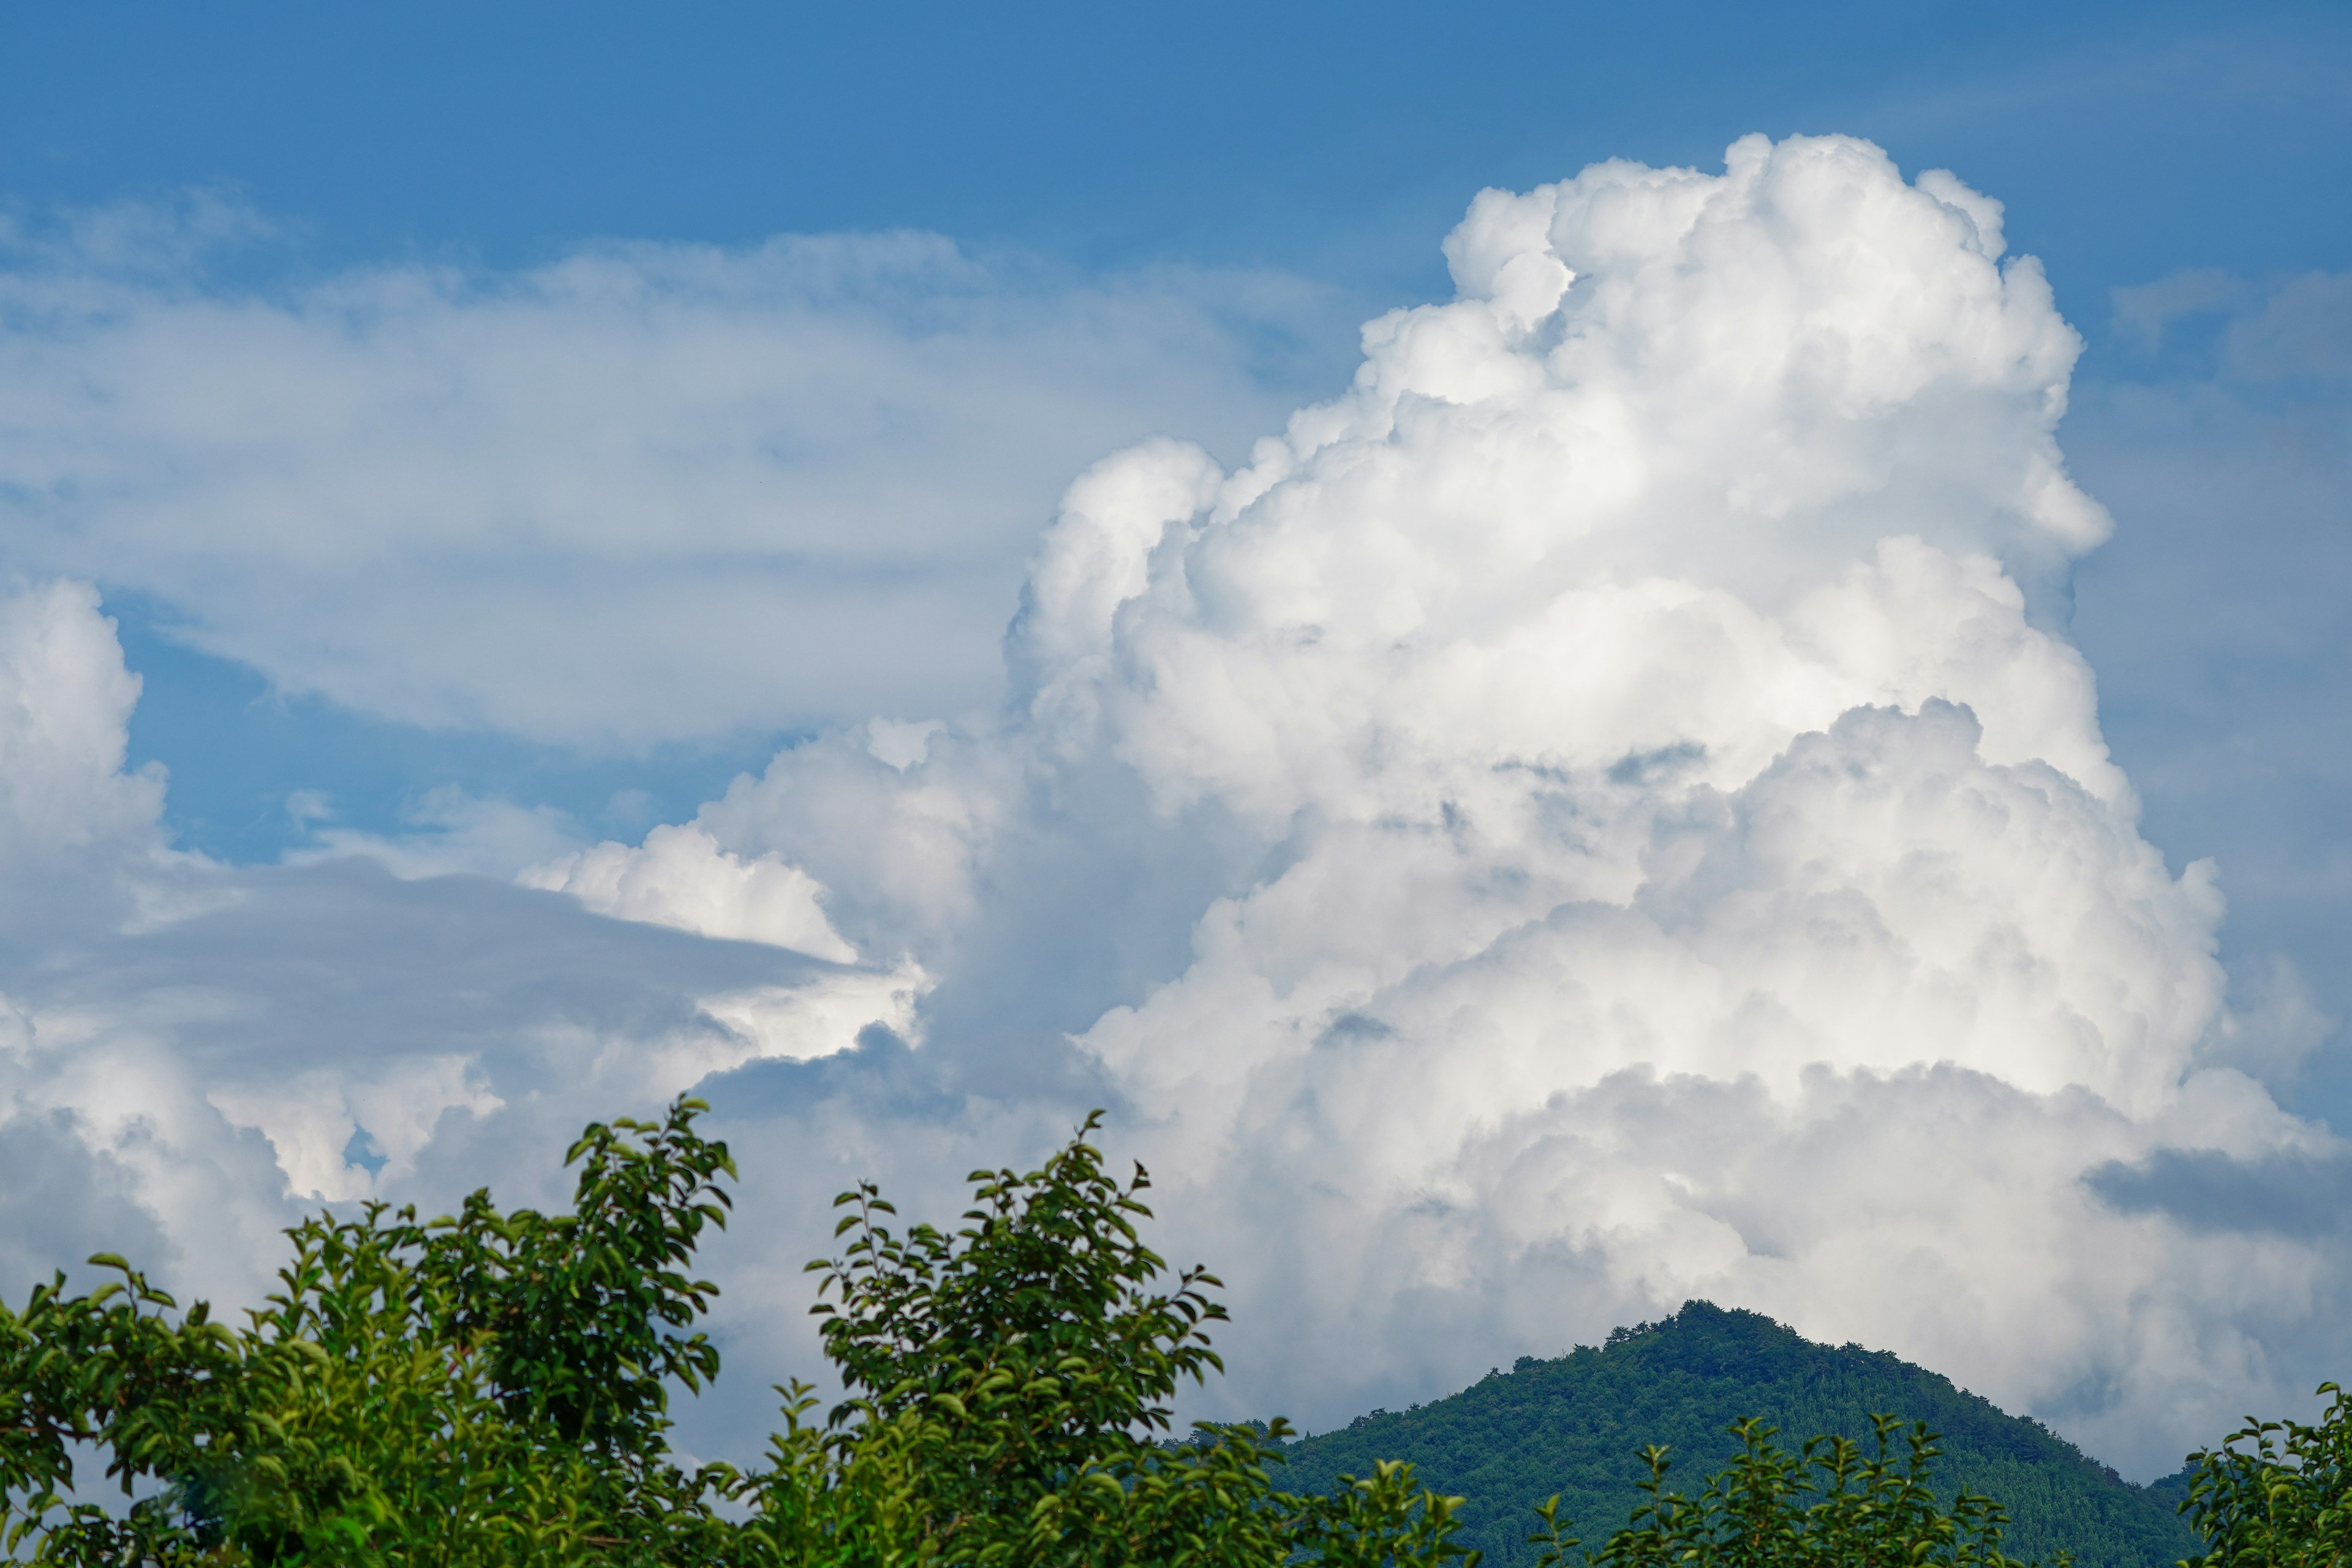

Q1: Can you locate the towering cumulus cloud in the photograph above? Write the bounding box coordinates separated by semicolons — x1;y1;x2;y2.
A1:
650;135;2344;1474
0;134;2340;1481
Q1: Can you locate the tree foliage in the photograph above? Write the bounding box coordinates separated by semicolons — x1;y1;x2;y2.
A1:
1;1096;2335;1568
0;1100;1477;1566
2178;1382;2350;1568
748;1109;1478;1565
0;1098;744;1565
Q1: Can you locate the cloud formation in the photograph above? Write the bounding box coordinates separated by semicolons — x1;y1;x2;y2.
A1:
0;580;921;1305
653;135;2345;1474
0;135;2343;1483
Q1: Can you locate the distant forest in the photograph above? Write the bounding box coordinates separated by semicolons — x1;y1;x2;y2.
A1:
1265;1300;2198;1568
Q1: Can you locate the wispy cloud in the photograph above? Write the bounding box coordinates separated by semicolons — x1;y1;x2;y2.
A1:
0;211;1352;746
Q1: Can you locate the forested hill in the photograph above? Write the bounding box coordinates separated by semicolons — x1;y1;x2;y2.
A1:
1262;1302;2196;1568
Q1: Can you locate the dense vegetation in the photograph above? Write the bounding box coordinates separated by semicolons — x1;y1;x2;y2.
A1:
1269;1302;2198;1568
0;1097;2337;1565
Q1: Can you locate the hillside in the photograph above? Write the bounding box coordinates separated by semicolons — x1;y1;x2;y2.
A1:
1263;1302;2197;1568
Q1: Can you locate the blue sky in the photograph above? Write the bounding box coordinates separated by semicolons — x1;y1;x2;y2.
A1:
9;1;2348;290
2;0;2349;1472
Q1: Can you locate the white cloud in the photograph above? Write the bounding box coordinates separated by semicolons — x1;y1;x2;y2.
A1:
679;961;930;1082
0;580;169;864
0;219;1346;746
664;135;2343;1476
521;823;858;961
0;134;2342;1487
208;1054;503;1203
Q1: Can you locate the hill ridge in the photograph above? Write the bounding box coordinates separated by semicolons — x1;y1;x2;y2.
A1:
1262;1300;2195;1568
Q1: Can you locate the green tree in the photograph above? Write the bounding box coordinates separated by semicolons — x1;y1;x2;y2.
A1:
0;1099;1477;1566
2178;1382;2351;1568
744;1109;1477;1566
0;1097;744;1565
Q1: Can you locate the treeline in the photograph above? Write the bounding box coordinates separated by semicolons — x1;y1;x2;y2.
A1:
0;1099;2343;1566
1267;1302;2203;1567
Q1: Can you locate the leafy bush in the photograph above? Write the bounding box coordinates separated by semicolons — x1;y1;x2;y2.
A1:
749;1108;1477;1565
0;1098;744;1564
2179;1382;2350;1568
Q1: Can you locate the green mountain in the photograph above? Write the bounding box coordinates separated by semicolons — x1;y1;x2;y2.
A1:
1262;1301;2198;1568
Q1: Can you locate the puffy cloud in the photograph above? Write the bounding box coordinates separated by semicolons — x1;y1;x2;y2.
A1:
664;135;2344;1475
522;824;859;961
0;134;2342;1486
0;581;169;865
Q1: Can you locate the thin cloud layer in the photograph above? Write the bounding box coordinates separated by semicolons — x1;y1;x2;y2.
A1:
0;135;2342;1484
2070;264;2352;1098
0;219;1343;745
